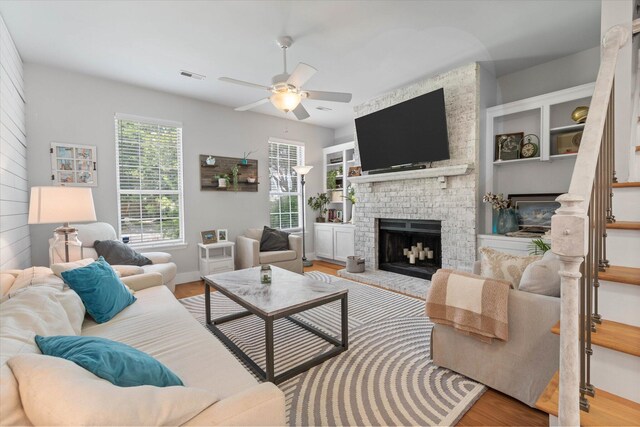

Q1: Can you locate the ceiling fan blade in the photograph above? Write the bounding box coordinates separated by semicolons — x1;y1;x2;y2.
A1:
292;103;310;120
219;77;270;91
235;98;270;112
287;63;317;88
305;90;352;103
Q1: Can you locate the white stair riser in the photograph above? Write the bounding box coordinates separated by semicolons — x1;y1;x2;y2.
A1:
590;345;640;403
612;187;640;221
604;230;640;268
597;281;640;327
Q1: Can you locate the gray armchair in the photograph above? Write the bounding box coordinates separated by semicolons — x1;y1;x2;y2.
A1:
236;228;303;274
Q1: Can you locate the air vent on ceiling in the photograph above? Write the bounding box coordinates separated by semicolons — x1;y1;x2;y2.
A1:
180;70;206;80
316;106;333;111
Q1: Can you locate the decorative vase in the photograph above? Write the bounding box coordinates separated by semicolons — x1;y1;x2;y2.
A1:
350;205;355;224
218;178;227;188
496;208;519;234
241;158;248;165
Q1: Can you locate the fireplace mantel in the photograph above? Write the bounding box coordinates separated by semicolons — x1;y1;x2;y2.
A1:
348;163;473;184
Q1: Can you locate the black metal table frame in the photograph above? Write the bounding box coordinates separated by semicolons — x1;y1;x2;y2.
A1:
204;279;348;385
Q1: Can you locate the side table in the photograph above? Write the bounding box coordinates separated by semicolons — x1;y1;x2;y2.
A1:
198;242;235;277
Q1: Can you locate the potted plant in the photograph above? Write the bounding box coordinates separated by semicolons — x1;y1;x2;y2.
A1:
215;174;230;188
483;192;518;234
231;165;239;190
327;170;342;202
308;193;330;222
240;150;256;165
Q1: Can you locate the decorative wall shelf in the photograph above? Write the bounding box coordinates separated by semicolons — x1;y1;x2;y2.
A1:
348;163;473;184
199;154;258;192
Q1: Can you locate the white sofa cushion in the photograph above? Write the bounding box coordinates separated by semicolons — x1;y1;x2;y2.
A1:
50;258;95;278
81;286;258;399
8;354;218;427
259;250;297;264
74;222;118;247
519;251;562;297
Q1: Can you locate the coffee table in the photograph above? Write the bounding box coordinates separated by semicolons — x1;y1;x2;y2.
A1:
204;266;348;384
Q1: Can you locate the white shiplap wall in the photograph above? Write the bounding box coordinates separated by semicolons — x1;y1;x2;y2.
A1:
0;16;30;270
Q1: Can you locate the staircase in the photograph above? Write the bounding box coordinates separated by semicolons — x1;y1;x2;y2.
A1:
534;24;640;426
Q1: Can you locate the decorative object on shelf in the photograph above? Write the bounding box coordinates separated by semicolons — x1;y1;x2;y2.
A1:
495;208;519;235
520;134;539;158
343;185;356;223
571;106;589;124
50;142;98;186
348;166;362;177
201;230;217;244
292;165;313;267
217;229;228;242
28;187;97;263
200;155;258;192
494;132;523;161
529;238;551;255
327;169;339;190
205;156;216;166
508;193;561;230
307;193;329;223
260;265;272;284
247;176;257;183
329;157;343;164
556;131;583;154
240;150;256;165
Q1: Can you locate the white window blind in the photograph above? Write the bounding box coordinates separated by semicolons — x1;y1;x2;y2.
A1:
115;115;184;247
269;139;304;230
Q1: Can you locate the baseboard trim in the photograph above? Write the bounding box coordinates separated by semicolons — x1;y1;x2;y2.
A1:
175;271;201;285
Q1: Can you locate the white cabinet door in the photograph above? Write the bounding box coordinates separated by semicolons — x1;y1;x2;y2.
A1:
314;225;334;259
333;227;355;262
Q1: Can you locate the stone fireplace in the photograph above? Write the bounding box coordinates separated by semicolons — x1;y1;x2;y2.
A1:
378;219;441;280
350;63;480;276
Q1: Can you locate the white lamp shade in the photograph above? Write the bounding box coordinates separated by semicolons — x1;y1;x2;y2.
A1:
270;91;302;112
28;187;97;225
293;165;313;176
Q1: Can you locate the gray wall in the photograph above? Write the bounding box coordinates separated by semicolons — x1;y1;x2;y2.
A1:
25;63;334;279
0;16;30;270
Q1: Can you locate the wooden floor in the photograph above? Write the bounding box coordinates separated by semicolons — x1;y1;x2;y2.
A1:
175;261;547;426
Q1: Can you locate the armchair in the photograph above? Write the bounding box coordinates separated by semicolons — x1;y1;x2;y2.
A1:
49;222;178;292
236;228;303;274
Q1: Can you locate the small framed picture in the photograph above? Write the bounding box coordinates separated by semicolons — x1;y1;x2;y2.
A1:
51;142;97;186
201;230;217;244
508;193;562;230
217;229;228;242
348;166;362;177
495;132;523;161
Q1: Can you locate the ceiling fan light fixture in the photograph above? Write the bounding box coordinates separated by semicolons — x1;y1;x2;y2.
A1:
270;91;301;113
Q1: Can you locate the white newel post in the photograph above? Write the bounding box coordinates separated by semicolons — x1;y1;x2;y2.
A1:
551;194;587;427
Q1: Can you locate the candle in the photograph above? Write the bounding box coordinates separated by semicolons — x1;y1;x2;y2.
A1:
419;250;425;260
403;248;409;256
417;242;423;250
427;250;434;259
413;247;419;257
409;253;416;264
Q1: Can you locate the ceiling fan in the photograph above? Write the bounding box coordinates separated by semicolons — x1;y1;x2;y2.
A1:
219;36;352;120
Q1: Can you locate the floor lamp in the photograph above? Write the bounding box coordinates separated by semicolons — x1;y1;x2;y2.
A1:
293;165;313;267
28;186;97;263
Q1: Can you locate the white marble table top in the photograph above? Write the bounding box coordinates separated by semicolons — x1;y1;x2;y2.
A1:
204;266;348;317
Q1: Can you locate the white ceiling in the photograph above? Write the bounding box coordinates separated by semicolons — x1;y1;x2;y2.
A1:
0;0;601;130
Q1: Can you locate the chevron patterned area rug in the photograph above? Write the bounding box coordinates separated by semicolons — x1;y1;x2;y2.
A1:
180;271;485;426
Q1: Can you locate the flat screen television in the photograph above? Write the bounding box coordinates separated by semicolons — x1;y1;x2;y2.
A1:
355;88;449;172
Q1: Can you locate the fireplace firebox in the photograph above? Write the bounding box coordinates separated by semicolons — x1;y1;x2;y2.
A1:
378;219;441;280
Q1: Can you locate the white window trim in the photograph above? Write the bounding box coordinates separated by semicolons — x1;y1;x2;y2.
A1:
114;114;186;247
268;137;305;230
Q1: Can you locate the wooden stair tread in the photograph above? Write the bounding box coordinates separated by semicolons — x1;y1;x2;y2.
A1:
607;221;640;230
551;319;640;357
612;181;640;188
535;371;640;426
599;265;640;286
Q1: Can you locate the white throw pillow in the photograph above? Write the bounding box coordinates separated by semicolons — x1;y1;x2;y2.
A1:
518;251;562;297
50;258;96;278
479;247;541;289
8;354;218;426
111;265;145;277
9;267;64;297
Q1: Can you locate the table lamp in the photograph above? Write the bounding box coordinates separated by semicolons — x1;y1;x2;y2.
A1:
292;165;313;267
28;186;97;263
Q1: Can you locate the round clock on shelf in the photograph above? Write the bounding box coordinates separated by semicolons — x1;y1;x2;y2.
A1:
520;134;539;158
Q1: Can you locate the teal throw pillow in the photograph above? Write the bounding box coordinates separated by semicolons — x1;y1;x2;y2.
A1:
61;256;136;323
35;335;184;387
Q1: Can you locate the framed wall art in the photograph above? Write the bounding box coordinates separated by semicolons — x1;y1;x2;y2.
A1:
508;193;561;230
494;132;523;161
50;142;97;186
217;229;228;242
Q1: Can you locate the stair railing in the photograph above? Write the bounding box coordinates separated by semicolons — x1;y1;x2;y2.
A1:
551;25;629;426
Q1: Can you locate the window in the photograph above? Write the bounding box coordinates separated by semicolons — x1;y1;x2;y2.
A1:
269;139;304;230
115;114;184;247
